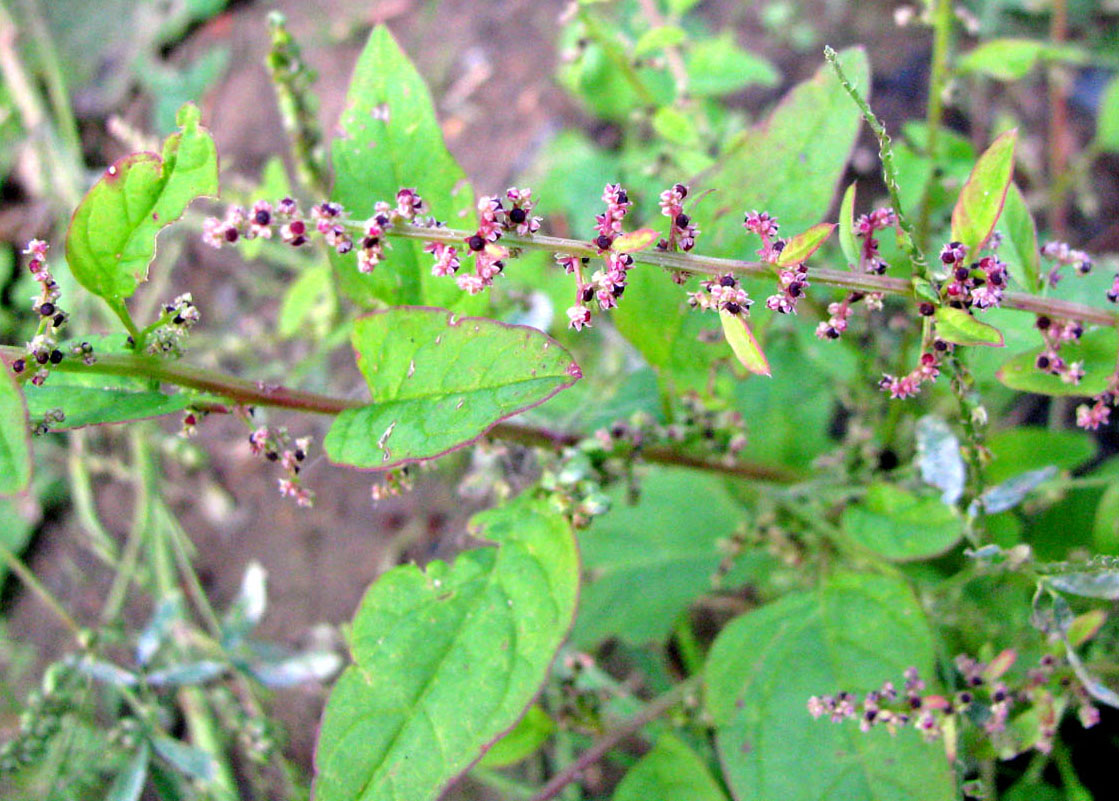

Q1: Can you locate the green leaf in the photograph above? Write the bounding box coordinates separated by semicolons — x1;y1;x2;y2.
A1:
997;327;1119;397
0;363;31;496
314;494;578;801
330;26;482;312
653;106;699;146
838;182;858;267
1095;75;1119;153
573;467;748;647
278;263;336;338
721;312;770;376
325;309;581;469
776;222;835;266
684;33;779;97
634;25;686;58
66;103;217;304
934;306;1004;347
958;39;1086;81
950;128;1017;259
23;383;196;431
1047;572;1119;601
106;742;150;801
842;483;963;561
152;735;215;782
705;574;954;801
695;48;867;256
612;734;727;801
986;427;1096;484
996;183;1041;291
477;705;554;768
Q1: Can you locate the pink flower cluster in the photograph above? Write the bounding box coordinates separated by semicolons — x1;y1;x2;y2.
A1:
1034;314;1085;386
816;292;864;340
765;263;810;314
854;207;897;274
1042;240;1093;287
656;183;699;252
743;210;780;261
248;425;314;508
941;243;1007;310
1076;373;1119;431
879;348;944;399
594;183;631;249
688;274;753;317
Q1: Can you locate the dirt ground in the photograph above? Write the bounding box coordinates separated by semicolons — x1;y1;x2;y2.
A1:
7;0;1092;793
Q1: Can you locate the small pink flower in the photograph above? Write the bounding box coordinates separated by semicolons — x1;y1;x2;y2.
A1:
567;305;592;331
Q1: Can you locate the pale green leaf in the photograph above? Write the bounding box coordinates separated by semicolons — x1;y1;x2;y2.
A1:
634;25;686;57
477;705;554;768
684;34;779;97
997;327;1118;397
612;734;727;801
950;129;1017;259
314;494;578;801
838;182;858;267
23;382;195;430
325;309;581;469
66;103;217;303
721;312;770;376
653;106;699;145
934;306;1004;347
842;483;963;561
996;183;1041;291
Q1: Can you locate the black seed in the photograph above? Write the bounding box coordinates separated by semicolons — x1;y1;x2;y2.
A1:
363;236;379;249
941;250;957;264
254;209;271;226
615;190;628;204
12;359;25;373
224;227;239;243
675;213;690;228
290;235;307;247
266;451;279;462
675;183;687;197
788;282;802;297
49;350;63;364
724;301;741;315
908;696;922;709
1036;355;1051;370
933;339;948;352
919;302;935;316
826;327;839;339
1036;315;1051;330
969;676;983;687
173;315;184;325
509;208;527;224
877;449;899;471
53;314;65;327
954;266;970;281
35;351;48;364
294;449;305;461
581;286;594;303
719;275;736;287
772;240;786;252
595;234;612;250
468;235;485;251
39;302;55;316
612;284;625;297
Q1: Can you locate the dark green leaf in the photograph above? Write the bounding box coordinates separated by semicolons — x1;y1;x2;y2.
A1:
996;183;1041;291
842;483;963;561
66;104;217;304
775;223;835;267
986;427;1096;484
314;494;578;801
997;327;1118;397
705;574;953;801
325;309;581;469
573;467;747;647
612;734;727;801
950;129;1017;258
477;705;554;768
152;736;215;782
330;26;482;312
957;39;1085;81
0;363;31;496
934;306;1004;347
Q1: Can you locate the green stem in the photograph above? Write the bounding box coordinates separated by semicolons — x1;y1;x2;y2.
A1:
915;0;953;250
529;675;701;801
0;541;82;637
824;45;930;281
577;9;657;106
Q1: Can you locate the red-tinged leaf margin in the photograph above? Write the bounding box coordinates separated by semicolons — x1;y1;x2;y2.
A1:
0;360;32;497
934;306;1005;347
325;307;583;471
612;228;660;253
776;222;835;267
721;311;771;376
951;128;1018;258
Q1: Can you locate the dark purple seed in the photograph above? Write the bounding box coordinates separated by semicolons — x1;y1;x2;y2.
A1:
509;208;526;224
724;301;741;315
720;275;736;287
12;359;25;373
254;209;271;226
595;234;612;250
39;302;55;316
675;213;690;228
468;235;485;251
224;227;239;243
1036;316;1051;330
919;302;935;316
955;266;970;281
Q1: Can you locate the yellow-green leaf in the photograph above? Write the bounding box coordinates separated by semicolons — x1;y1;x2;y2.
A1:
776;223;835;267
934;307;1004;347
721;311;770;376
950;129;1017;258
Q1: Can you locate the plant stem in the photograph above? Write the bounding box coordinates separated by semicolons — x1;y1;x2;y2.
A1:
0;345;800;483
916;0;953;250
390;224;1118;326
1047;0;1071;238
528;674;701;801
824;45;930;281
0;542;82;638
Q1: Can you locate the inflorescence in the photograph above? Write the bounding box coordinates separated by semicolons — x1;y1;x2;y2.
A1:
808;650;1100;760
